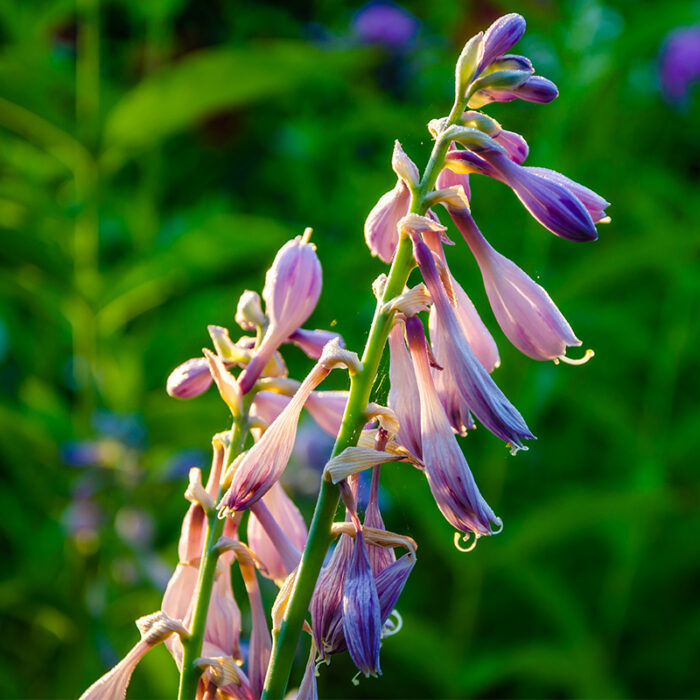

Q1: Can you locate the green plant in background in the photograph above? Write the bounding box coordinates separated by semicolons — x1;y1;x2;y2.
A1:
2;1;699;699
78;12;612;699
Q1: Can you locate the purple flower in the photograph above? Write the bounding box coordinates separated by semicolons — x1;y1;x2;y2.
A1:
471;75;559;107
478;150;599;242
166;357;213;398
375;551;416;623
493;129;529;164
405;316;502;536
411;232;534;450
238;234;322;393
353;2;418;49
659;25;700;104
451;208;582;361
342;529;382;678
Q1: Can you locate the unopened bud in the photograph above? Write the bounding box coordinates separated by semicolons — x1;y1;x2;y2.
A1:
469;68;531;95
483;54;533;74
455;32;485;96
166;357;213;399
235;290;266;331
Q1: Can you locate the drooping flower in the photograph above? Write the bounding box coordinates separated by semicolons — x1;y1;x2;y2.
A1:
221;341;359;513
238;232;322;393
247;481;306;582
408;228;534;450
405;315;502;537
450;207;584;361
342;528;382;678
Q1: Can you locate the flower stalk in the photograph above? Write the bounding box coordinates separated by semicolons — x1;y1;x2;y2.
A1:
261;91;471;700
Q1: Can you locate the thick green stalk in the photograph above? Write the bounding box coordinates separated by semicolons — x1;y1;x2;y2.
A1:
262;94;469;700
178;418;249;700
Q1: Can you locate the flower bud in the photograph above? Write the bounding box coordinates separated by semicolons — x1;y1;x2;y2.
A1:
455;31;485;95
166;357;213;399
238;234;322;394
286;328;344;360
479;13;526;71
235;290;266;331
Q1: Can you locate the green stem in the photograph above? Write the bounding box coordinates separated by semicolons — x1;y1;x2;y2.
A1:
177;417;249;700
262;95;469;700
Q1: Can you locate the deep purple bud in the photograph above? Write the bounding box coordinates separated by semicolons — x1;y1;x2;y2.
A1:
452;209;582;361
493;129;529;164
166;357;213;398
479;13;527;71
481;151;598;242
523;167;610;223
411;233;534;450
405;316;502;535
287;328;344;359
342;530;382;678
238;234;322;393
512;75;559;103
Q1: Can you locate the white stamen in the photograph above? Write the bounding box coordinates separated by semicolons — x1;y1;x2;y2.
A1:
557;348;595;366
454;531;478;553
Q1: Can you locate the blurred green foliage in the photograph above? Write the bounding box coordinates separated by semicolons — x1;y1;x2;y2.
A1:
1;0;699;698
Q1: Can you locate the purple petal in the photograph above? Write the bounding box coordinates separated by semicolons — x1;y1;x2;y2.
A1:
480;13;527;70
364;180;411;263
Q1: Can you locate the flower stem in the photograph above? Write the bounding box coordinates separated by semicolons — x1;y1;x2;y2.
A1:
261;95;469;700
177;417;249;700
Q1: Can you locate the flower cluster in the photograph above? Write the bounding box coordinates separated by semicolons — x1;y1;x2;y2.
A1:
81;12;608;700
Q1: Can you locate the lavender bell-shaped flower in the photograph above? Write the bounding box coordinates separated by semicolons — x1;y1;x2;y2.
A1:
311;533;353;660
364;141;419;263
405;316;502;538
408;226;534;450
342;528;382;678
238;231;322;394
247;481;306;582
450;207;584;362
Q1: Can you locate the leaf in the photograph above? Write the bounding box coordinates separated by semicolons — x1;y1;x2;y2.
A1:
103;42;367;152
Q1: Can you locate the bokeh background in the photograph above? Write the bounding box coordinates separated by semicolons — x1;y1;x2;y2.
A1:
1;0;699;698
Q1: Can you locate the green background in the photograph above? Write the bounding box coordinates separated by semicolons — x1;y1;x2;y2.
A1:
1;0;698;698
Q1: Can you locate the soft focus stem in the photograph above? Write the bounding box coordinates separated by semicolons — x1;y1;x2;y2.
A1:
178;417;249;700
262;95;469;700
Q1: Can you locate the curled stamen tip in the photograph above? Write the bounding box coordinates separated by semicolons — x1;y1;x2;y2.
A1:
508;442;529;456
557;348;595;366
454;531;478;552
490;518;504;535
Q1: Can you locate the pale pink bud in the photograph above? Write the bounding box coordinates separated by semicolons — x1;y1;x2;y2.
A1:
247;481;306;581
238;234;322;393
167;357;213;398
364;179;411;263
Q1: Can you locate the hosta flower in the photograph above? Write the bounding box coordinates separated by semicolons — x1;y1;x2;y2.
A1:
478;12;526;71
286;328;344;359
405;316;502;536
166;357;212;398
409;229;534;450
238;233;322;393
451;208;583;362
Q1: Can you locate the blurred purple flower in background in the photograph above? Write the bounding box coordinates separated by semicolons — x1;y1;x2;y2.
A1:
659;25;700;105
353;2;418;48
